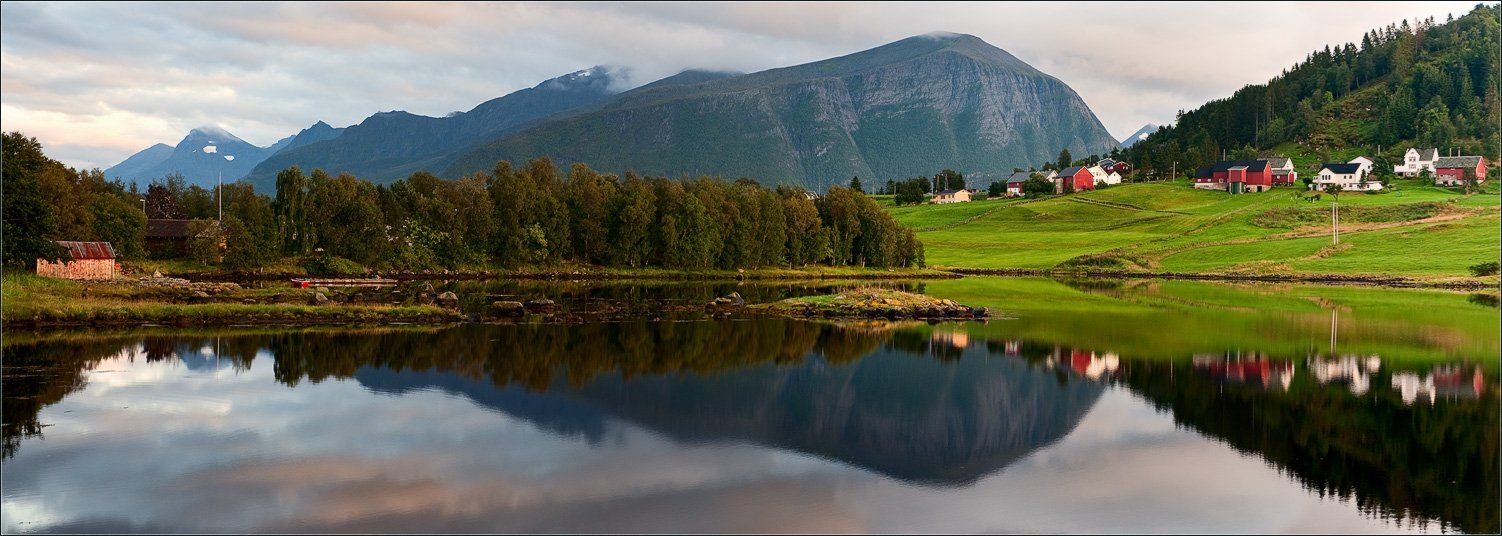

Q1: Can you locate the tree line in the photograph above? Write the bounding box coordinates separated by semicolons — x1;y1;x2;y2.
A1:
2;132;924;271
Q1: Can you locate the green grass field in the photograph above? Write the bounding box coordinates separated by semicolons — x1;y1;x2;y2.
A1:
888;180;1501;280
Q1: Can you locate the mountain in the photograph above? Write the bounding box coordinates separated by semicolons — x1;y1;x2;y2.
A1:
1124;5;1499;176
271;120;346;154
242;67;624;190
100;142;173;181
445;33;1119;190
1119;123;1158;148
104;126;278;188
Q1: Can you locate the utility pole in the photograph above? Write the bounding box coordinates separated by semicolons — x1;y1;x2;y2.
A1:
1332;200;1340;245
1171;161;1178;182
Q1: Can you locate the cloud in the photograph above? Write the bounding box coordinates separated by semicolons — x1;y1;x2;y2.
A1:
0;1;1477;169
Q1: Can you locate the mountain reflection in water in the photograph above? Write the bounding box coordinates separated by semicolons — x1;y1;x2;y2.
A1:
2;318;1497;533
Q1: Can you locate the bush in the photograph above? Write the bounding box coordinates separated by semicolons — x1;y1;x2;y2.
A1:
302;255;366;276
1468;262;1499;277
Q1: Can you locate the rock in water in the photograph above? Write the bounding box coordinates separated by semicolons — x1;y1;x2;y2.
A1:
311;292;329;305
437;291;459;308
491;300;526;317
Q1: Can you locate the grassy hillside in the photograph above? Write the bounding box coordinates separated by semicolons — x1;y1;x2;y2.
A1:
888;181;1500;281
1124;5;1500;178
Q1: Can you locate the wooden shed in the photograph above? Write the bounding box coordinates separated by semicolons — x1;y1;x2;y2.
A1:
36;241;118;280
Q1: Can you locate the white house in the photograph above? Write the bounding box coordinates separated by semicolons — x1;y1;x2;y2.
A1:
1086;165;1108;185
1314;162;1383;191
1393;148;1439;176
1347;156;1374;176
932;189;973;204
1101;170;1123;185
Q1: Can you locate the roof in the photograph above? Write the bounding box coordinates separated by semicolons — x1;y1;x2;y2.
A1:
1410;147;1439;159
935;189;971;195
1264;157;1292;169
1004;171;1036;183
1320;163;1363;174
1196;160;1270;178
1097;158;1117;167
1058;166;1088;177
1434;155;1484;169
53;241;116;260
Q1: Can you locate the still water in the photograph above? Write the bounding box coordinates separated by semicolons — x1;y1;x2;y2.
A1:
2;277;1497;533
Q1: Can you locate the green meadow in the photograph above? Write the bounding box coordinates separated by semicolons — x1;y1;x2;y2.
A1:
889;179;1501;281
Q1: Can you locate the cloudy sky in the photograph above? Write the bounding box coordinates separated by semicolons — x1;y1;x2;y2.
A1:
0;1;1478;170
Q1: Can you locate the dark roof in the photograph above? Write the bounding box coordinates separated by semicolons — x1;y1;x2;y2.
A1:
54;241;116;260
1434;156;1484;169
1004;171;1035;183
1196;160;1269;178
1411;147;1439;159
1264;157;1292;169
1320;163;1363;174
146;219;217;239
1058;166;1087;177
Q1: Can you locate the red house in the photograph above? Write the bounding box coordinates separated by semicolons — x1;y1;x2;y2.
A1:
1193;160;1275;193
1055;166;1095;192
1433;156;1488;186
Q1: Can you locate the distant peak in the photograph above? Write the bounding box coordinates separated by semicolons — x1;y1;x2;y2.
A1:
190;124;232;137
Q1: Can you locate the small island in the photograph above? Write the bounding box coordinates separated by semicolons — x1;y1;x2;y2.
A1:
755;287;988;320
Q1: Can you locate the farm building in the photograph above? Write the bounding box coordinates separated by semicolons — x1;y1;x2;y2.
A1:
1314;162;1383;191
932;189;974;204
1433;155;1488;185
1192;160;1276;193
1393;147;1439;176
36;241;118;280
146;219;220;257
1347;156;1375;176
1264;157;1298;185
1054;166;1095;193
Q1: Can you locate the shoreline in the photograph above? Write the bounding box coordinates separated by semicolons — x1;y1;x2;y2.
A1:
939;267;1498;291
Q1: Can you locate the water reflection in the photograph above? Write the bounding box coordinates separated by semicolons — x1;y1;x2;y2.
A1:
3;317;1497;533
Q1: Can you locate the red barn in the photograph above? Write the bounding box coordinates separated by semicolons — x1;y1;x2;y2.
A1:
1433;156;1487;186
1056;166;1095;192
36;241;118;280
1193;160;1275;193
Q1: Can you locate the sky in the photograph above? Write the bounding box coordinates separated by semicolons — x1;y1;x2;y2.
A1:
0;1;1480;170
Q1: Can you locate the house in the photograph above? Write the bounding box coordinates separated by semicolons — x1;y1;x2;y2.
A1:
1054;166;1095;192
1096;158;1117;170
1264;157;1298;185
1314;162;1383;191
1192;160;1275;193
145;219;221;257
36;241;118;280
1102;170;1123;186
1433;155;1488;185
932;188;973;204
1002;171;1033;197
1393;147;1439;176
1087;164;1118;186
1347;156;1374;176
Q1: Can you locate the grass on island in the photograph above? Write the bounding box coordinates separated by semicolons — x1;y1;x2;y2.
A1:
1;272;461;326
886;179;1501;281
758;286;976;317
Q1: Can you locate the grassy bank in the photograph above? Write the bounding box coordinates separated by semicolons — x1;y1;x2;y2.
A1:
1;273;463;327
888;179;1500;283
756;287;984;319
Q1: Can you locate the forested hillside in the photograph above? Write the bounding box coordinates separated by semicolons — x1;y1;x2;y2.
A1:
1126;4;1500;176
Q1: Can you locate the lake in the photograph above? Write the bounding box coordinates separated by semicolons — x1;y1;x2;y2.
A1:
3;277;1497;533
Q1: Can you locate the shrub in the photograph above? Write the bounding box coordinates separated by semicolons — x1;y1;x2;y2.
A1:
302;255;366;276
1468;262;1499;277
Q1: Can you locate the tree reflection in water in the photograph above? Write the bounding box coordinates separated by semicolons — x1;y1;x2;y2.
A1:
2;320;1496;533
